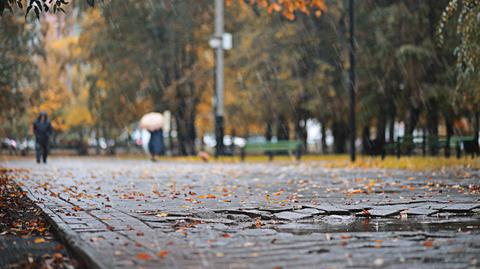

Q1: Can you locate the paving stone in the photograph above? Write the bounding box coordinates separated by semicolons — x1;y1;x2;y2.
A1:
274;211;311;221
304;204;350;215
340;204;372;212
292;208;323;215
258;206;295;213
406;208;438;215
369;209;402;217
442;203;480;212
240;210;273;220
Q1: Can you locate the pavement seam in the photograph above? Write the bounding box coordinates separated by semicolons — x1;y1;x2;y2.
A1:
18;183;109;269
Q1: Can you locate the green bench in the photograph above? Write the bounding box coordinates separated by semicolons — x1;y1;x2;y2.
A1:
240;140;302;161
384;135;478;158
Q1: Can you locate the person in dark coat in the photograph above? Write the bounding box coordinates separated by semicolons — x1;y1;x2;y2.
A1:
148;129;165;161
33;112;52;163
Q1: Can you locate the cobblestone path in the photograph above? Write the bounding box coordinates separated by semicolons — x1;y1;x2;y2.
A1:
3;158;480;269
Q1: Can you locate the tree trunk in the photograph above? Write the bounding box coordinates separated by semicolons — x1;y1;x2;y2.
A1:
265;121;273;142
320;121;327;154
175;106;188;156
168;116;174;156
295;118;308;153
95;126;101;155
377;111;387;156
332;121;347;154
362;125;371;155
445;115;454;158
388;116;395;144
276;114;289;141
187;107;197;155
426;101;439;155
475;111;479;142
405;106;421;155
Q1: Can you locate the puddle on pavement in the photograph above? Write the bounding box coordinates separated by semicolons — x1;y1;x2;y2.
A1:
274;214;480;235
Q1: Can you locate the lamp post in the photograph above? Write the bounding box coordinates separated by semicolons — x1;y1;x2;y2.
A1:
210;0;232;157
214;0;224;157
349;0;356;162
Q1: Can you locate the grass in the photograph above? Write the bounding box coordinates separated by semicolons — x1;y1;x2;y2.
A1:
2;153;479;171
148;154;480;171
318;155;480;170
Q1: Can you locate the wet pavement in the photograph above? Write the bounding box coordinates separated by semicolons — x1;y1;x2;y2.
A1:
2;157;480;269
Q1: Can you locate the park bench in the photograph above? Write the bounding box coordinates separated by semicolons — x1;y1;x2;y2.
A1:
240;140;302;161
383;135;479;158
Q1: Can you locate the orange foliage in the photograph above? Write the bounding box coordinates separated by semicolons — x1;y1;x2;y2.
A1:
226;0;327;20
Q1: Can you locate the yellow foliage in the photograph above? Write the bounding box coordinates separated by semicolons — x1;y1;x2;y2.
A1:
245;0;327;20
63;104;94;129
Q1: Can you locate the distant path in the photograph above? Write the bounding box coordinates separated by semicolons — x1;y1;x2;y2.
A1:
2;157;480;269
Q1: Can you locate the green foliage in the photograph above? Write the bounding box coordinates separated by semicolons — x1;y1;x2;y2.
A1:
0;15;40;137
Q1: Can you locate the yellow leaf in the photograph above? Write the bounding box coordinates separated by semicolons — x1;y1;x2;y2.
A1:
34;238;46;244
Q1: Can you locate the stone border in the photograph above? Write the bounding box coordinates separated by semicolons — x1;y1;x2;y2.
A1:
19;185;108;269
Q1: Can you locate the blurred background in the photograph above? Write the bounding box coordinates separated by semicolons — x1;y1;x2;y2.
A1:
0;0;478;158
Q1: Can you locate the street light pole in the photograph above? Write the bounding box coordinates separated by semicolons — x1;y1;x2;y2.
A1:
214;0;225;157
349;0;356;162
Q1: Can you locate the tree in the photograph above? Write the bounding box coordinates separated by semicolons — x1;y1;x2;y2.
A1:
0;14;41;138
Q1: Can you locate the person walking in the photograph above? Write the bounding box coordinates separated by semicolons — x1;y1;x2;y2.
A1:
33;111;52;163
148;129;165;161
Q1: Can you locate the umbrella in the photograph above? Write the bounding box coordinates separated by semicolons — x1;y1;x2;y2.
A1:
140;112;164;131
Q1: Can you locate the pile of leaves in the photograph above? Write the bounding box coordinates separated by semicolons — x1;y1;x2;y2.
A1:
0;168;77;269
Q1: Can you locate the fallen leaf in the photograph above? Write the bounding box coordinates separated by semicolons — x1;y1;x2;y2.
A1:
361;209;371;216
346;189;364;195
136;252;152;260
34;238;46;243
157;250;168;259
423;240;433;247
52;253;63;262
255;218;262;228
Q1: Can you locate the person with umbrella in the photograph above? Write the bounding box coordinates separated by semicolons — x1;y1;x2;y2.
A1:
33;111;53;164
140;112;165;161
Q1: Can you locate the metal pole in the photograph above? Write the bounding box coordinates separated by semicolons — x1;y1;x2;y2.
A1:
214;0;225;157
349;0;356;162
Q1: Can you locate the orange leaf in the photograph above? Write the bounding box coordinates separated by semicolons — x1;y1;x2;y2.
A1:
157;250;169;259
34;238;46;244
136;252;152;260
255;217;262;228
423;240;433;247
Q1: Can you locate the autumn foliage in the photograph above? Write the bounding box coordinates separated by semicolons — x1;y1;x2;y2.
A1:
228;0;327;20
